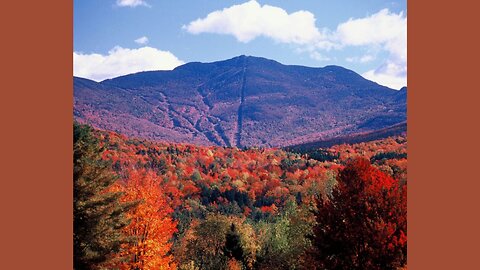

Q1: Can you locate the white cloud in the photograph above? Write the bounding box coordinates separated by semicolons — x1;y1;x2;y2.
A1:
362;60;407;90
74;46;184;81
183;3;406;88
360;55;375;63
310;51;330;61
183;0;332;48
134;36;149;45
336;9;406;63
346;54;375;63
116;0;150;8
336;9;406;88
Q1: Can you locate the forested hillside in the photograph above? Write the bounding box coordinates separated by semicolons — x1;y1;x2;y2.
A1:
73;123;407;269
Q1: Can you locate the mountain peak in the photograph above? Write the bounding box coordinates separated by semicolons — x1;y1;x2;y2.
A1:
222;55;282;66
74;56;405;147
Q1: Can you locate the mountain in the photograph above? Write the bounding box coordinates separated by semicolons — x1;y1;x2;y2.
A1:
285;121;407;152
74;55;406;148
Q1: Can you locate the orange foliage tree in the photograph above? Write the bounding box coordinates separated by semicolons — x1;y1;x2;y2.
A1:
115;169;177;270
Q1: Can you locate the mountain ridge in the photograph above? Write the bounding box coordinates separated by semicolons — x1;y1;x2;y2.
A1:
74;55;406;147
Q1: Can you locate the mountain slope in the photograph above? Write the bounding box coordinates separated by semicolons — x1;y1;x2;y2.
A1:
74;55;406;147
285;121;407;151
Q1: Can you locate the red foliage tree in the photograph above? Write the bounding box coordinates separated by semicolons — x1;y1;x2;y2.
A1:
310;158;407;270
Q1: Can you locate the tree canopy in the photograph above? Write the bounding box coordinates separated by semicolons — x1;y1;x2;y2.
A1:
311;158;407;270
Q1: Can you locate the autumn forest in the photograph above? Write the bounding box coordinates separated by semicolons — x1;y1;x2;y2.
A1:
73;122;407;270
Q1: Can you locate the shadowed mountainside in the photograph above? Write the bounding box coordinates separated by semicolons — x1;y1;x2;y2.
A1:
284;121;407;152
74;55;406;147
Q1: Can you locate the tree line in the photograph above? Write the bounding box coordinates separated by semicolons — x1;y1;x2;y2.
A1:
74;123;407;269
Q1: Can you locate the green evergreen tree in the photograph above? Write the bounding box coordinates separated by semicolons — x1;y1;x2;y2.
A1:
73;123;137;270
224;223;244;262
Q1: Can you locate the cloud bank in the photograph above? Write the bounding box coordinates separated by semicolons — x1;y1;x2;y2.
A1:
362;60;407;90
74;46;184;81
116;0;150;8
183;0;332;49
336;9;406;89
184;1;406;89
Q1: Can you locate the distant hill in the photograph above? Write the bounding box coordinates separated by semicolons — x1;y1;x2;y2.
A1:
284;121;407;152
74;55;406;147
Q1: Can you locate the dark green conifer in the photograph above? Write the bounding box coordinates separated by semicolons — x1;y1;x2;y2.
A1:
73;123;137;270
224;223;244;262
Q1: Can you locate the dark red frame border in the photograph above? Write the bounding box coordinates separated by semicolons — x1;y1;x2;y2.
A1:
2;0;480;269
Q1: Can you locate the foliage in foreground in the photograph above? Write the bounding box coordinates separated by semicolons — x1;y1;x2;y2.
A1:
112;169;177;270
74;123;177;270
74;124;407;269
73;123;137;269
310;158;407;269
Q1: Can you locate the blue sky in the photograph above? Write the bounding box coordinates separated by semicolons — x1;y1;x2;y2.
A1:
74;0;406;89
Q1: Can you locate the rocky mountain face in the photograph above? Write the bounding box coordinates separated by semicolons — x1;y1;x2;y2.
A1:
74;55;406;147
